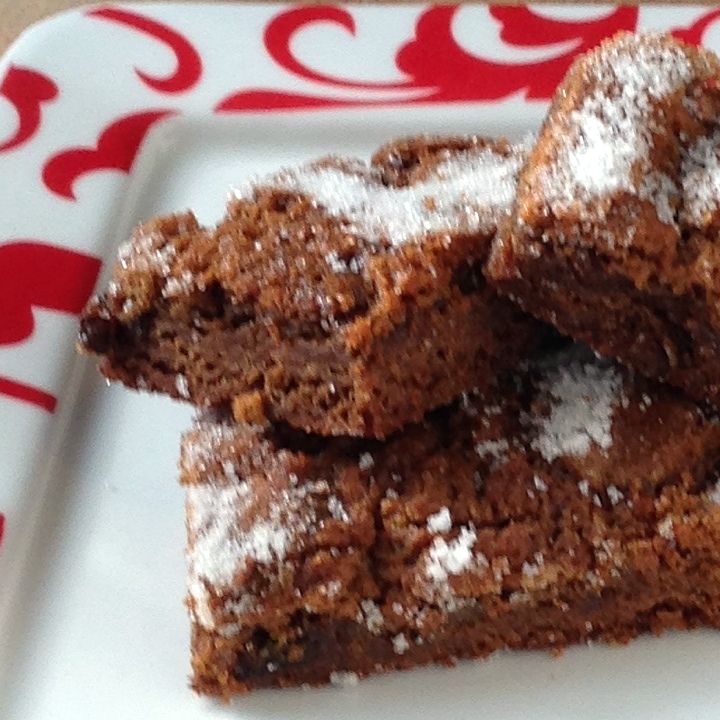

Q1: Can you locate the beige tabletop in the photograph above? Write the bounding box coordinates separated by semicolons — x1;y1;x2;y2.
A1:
1;0;81;52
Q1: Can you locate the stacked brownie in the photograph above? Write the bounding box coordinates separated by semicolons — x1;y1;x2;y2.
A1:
79;32;720;697
80;136;538;438
488;32;720;405
182;349;720;695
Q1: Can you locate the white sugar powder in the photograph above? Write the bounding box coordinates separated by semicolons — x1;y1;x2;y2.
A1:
327;495;350;522
426;507;452;534
358;599;384;634
163;269;196;298
323;580;342;597
392;633;410;655
220;460;241;483
186;465;322;630
324;250;362;274
657;516;675;543
474;438;510;468
181;422;239;474
607;484;625;506
330;671;359;688
707;481;720;505
682;131;720;228
531;358;621;462
522;553;545;579
117;230;177;275
234;142;527;246
175;373;189;399
187;484;290;590
425;525;478;584
540;34;693;222
358;452;374;471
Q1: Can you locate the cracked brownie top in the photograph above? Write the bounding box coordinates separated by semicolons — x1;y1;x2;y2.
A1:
88;135;527;331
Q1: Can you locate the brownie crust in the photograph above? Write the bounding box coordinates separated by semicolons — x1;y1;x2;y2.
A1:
181;347;720;696
192;595;720;695
80;136;541;438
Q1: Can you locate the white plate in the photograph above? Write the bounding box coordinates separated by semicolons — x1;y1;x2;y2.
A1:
2;4;720;718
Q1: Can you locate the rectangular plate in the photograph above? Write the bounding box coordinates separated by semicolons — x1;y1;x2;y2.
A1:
2;3;720;717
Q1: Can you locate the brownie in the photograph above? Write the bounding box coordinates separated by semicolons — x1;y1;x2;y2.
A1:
181;346;720;696
78;136;541;438
487;32;720;407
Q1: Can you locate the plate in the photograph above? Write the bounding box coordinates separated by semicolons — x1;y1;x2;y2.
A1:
2;4;720;718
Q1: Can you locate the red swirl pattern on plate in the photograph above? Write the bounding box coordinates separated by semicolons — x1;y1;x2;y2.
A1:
0;376;57;413
87;7;202;93
264;5;412;89
0;65;58;153
216;4;639;112
0;242;100;412
217;90;396;113
398;5;639;101
42;110;176;200
0;241;101;346
671;8;720;44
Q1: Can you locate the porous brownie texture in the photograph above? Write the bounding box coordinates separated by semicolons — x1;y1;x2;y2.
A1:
487;32;720;407
181;346;720;696
79;136;541;438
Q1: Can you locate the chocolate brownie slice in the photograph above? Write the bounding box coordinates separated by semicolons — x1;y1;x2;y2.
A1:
182;346;720;696
487;32;720;407
79;136;541;438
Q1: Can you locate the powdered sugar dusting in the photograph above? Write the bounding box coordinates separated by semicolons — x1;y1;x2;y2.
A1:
392;633;410;655
181;422;240;476
607;484;625;506
707;480;720;505
521;552;545;579
657;516;675;543
186;483;256;627
185;449;332;630
530;357;622;462
358;599;385;634
358;452;375;471
425;525;478;584
330;671;359;687
474;438;510;469
682;131;720;228
186;482;293;583
539;34;694;225
175;373;190;399
234;142;527;246
420;524;489;610
117;230;177;275
426;507;452;533
163;269;196;298
328;495;350;522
